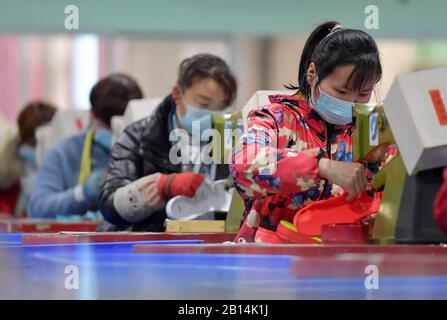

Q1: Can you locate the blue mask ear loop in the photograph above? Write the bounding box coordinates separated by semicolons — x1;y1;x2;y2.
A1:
307;74;319;106
301;71;320;105
310;85;315;106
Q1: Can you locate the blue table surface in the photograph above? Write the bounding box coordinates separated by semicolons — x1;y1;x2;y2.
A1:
0;233;23;245
0;237;446;299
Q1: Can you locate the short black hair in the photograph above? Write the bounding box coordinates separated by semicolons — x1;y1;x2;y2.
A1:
90;73;144;127
286;21;382;100
177;53;237;107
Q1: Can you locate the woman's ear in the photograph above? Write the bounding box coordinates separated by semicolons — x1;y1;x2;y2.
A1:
306;63;317;87
306;63;320;102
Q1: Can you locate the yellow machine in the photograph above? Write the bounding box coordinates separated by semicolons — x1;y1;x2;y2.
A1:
353;104;408;243
212;111;246;232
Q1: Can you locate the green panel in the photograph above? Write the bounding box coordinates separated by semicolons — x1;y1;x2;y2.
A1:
225;190;245;233
352;104;407;243
415;42;447;69
370;153;407;244
0;0;446;38
212;111;243;164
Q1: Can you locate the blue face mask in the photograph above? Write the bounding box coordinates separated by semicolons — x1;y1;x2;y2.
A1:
178;104;214;136
18;144;37;167
311;86;354;125
94;128;112;151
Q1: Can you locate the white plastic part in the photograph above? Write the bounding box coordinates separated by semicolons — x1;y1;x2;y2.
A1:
111;97;162;143
241;90;294;129
165;180;233;220
35;110;89;166
384;67;447;175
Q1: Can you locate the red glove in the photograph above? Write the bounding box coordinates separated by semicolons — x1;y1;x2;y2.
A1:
157;172;205;199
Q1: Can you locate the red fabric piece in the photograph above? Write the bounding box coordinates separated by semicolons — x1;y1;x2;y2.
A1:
294;192;382;237
276;221;320;244
321;223;371;244
254;227;291;244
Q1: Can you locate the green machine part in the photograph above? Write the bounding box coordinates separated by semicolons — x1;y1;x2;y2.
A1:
225;180;246;233
212;111;244;165
352;104;407;244
212;111;246;232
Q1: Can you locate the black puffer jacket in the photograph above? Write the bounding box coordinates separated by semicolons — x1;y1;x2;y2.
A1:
99;95;229;231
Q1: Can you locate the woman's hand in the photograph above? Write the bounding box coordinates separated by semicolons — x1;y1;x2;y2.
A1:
318;158;367;201
361;143;394;163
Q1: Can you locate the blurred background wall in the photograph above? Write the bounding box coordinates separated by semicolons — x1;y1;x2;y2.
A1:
0;0;446;120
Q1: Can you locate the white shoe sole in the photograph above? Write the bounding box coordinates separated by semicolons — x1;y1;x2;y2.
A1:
165;180;233;220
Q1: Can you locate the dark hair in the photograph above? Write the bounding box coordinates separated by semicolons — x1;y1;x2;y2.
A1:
177;53;237;107
90;73;144;127
286;21;382;100
17;101;57;146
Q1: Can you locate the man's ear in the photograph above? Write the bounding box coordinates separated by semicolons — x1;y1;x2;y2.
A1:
172;86;186;117
89;111;98;128
172;86;181;100
89;111;109;130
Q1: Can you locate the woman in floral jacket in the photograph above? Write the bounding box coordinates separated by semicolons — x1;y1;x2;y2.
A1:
231;21;387;240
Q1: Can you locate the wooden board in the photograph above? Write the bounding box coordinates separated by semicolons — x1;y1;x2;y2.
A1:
165;220;225;233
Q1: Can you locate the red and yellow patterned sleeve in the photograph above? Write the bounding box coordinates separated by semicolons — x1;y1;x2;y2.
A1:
230;106;321;200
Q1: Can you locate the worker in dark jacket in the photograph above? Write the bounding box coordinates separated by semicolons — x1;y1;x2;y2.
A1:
99;53;237;231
